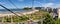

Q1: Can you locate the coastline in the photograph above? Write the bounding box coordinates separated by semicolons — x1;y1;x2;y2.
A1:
0;10;39;17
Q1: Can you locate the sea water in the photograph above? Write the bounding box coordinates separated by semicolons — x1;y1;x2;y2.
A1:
0;9;32;14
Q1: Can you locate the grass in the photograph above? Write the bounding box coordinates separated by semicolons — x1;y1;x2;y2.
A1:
1;11;49;22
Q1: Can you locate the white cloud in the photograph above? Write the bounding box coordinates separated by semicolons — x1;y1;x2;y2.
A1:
34;1;54;8
42;3;54;7
34;1;40;3
41;3;60;8
32;1;60;8
24;6;28;7
0;2;5;4
34;1;43;7
53;4;60;8
18;0;24;2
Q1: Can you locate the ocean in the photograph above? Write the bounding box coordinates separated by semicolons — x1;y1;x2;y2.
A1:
0;9;32;14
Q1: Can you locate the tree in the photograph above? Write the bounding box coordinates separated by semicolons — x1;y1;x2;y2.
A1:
55;19;60;24
43;13;55;24
23;7;32;10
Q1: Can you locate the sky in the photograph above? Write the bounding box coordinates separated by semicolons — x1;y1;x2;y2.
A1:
0;0;60;9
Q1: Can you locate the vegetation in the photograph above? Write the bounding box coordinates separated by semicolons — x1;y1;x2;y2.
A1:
3;16;29;22
55;19;60;24
1;11;49;22
1;10;60;24
43;13;55;24
23;7;32;10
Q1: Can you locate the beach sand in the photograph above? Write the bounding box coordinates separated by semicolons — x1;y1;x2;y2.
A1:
0;10;39;17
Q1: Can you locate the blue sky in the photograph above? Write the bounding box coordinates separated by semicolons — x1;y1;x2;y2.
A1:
0;0;60;9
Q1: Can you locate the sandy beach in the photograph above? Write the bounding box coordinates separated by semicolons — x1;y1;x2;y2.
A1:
0;10;39;17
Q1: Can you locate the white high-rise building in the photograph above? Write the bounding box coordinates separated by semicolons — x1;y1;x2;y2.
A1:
58;8;60;18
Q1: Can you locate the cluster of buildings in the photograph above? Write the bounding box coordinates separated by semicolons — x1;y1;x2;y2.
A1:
23;7;60;18
35;7;59;18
